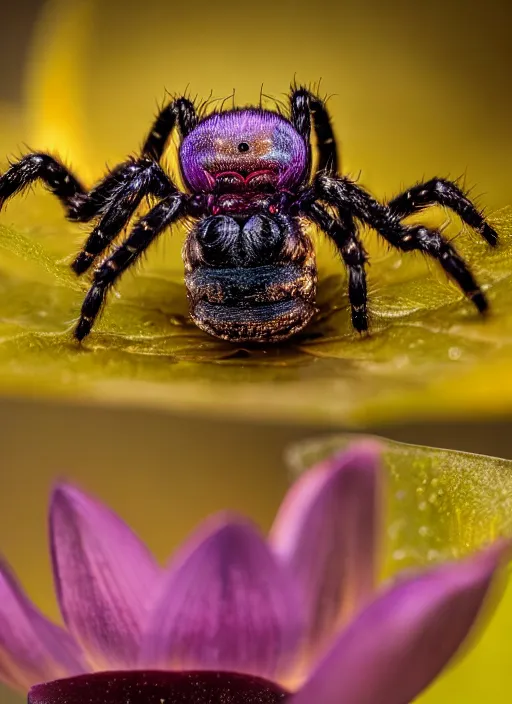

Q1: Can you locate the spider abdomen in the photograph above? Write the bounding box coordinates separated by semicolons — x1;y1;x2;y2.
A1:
184;214;317;342
186;265;317;343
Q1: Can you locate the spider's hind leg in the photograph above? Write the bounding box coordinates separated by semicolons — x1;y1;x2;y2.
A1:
388;177;498;246
302;201;369;332
316;174;490;316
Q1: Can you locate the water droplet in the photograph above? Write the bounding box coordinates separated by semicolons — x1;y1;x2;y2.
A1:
388;519;405;539
395;355;410;369
448;346;462;361
419;525;431;537
418;501;427;511
393;549;407;561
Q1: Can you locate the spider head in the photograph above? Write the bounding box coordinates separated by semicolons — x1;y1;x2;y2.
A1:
179;109;309;194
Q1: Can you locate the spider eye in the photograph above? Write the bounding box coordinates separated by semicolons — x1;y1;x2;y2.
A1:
238;142;250;153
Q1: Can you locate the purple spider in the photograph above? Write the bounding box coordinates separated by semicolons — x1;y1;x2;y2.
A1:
0;86;498;343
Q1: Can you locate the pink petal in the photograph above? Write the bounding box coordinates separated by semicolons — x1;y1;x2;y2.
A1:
141;513;303;680
270;441;382;656
0;559;85;691
50;483;161;670
291;541;509;704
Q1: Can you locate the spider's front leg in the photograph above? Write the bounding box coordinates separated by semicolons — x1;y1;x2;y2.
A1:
141;97;197;161
0;152;175;264
74;96;197;274
387;177;498;246
74;193;187;341
0;96;196;273
302;201;369;331
71;159;174;274
290;87;338;175
316;173;489;314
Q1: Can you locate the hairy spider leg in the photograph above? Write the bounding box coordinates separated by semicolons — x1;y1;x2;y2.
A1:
0;152;155;224
74;193;186;341
73;97;197;274
74;100;197;274
142;98;197;162
0;153;90;218
387;177;498;246
71;159;175;274
305;202;369;331
290;88;338;175
317;173;489;313
74;97;197;274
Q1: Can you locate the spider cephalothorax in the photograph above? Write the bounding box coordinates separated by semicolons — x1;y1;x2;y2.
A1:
0;87;498;343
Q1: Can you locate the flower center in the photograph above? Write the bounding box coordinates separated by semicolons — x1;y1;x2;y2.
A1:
28;670;290;704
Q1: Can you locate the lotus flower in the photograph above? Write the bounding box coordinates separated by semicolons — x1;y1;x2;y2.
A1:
0;442;507;704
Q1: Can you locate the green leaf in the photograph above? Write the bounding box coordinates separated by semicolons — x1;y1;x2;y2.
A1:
0;192;511;424
286;433;512;702
287;433;512;565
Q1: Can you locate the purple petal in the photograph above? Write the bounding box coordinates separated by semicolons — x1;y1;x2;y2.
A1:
50;483;161;670
270;441;382;656
0;559;85;691
291;541;509;704
141;513;303;680
28;670;289;704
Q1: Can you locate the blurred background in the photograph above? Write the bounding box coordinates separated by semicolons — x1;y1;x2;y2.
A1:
0;0;511;702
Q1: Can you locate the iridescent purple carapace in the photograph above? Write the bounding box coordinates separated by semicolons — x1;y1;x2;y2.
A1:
179;109;309;193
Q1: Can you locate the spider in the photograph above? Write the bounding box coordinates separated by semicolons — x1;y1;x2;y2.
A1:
0;86;498;343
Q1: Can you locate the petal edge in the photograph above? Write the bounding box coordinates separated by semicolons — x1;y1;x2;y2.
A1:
270;441;382;655
0;559;84;691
